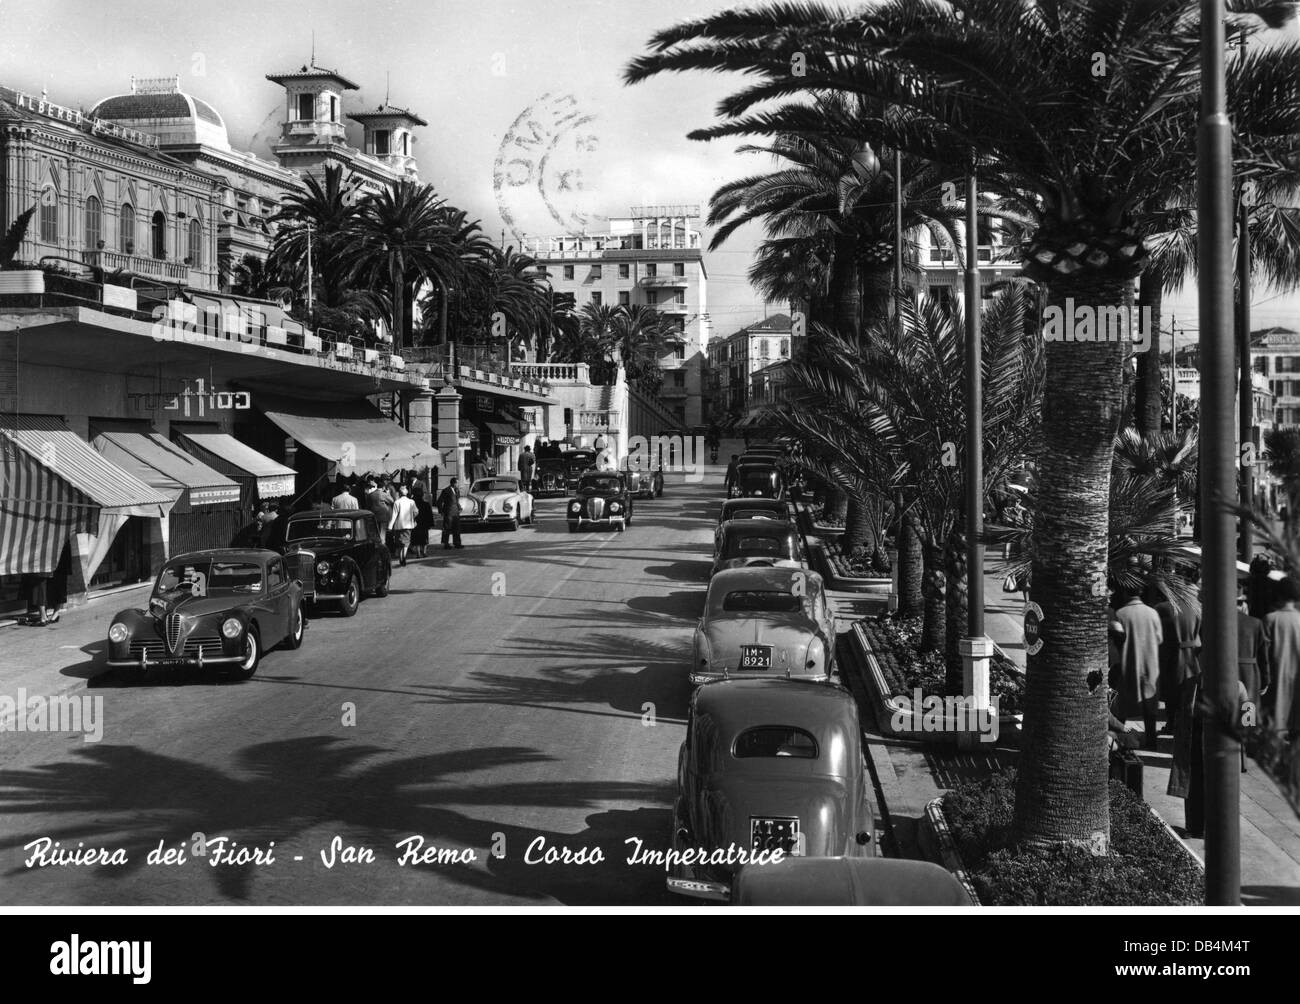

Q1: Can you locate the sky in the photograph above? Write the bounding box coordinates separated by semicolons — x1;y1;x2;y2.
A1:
0;0;782;332
2;0;1296;345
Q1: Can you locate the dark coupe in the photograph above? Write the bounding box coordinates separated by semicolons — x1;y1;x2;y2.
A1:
280;508;391;616
567;471;633;532
729;459;785;500
106;548;305;679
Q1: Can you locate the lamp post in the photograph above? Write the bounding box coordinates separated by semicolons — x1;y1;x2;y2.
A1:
1238;193;1255;561
1197;0;1241;906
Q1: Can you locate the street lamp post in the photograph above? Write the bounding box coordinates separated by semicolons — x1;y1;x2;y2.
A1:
1238;195;1254;561
1197;0;1242;905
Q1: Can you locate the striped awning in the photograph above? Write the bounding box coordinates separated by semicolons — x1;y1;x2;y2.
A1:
0;415;171;575
176;433;297;499
94;431;241;509
257;395;440;472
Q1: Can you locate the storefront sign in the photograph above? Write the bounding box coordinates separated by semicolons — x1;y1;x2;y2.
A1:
1;87;160;148
127;379;251;417
477;396;494;414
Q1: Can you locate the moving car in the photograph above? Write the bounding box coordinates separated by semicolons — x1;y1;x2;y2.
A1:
460;476;535;530
623;457;665;499
106;548;305;679
717;498;789;526
729;459;785;500
731;858;970;906
562;449;599;492
534;454;568;496
711;519;805;577
281;508;391;617
692;566;836;685
668;679;875;902
568;471;633;532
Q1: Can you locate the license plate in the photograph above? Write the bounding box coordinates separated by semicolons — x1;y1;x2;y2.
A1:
156;658;189;668
751;817;800;855
739;645;772;669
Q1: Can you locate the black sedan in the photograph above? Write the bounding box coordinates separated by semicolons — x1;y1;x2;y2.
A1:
280;508;391;616
567;471;633;532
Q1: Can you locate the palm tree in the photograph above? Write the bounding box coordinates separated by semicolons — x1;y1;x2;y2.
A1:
626;0;1300;848
1265;427;1300;528
268;165;360;308
0;207;35;268
611;305;672;394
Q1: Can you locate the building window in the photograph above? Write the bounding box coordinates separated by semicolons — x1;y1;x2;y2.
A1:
618;290;630;306
563;265;574;280
297;92;315;120
591;264;602;279
151;210;166;260
780;339;789;358
672;371;685;387
673;291;685;304
646;263;657;277
619;263;630;279
120;204;134;252
187;218;202;266
329;95;338;122
674;343;685;360
39;189;57;243
402;132;409;156
647;291;659;305
674;262;685;276
591;291;602;306
374;130;390;156
84;195;102;249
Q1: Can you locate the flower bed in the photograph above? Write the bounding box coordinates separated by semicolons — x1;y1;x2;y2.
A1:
808;502;845;529
822;539;891;578
941;770;1204;906
861;614;1024;715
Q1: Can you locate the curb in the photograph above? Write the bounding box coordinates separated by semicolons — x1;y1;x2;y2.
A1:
918;798;981;906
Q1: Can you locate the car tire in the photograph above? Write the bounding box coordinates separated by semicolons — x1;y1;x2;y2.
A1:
510;515;519;531
283;604;305;650
234;627;261;680
373;566;390;598
568;521;579;533
339;573;361;617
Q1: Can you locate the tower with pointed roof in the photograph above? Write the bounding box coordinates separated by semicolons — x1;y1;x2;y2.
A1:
348;104;425;181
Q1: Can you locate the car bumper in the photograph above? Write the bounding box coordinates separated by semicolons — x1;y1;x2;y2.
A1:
107;651;243;669
690;670;830;686
666;876;730;902
571;515;626;527
461;513;517;525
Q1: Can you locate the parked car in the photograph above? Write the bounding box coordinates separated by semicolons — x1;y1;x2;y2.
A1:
668;679;875;902
568;471;633;532
460;476;535;530
280;508;391;617
731;857;969;906
729;460;785;500
692;566;836;685
562;449;599;491
106;548;305;679
717;498;789;526
712;519;805;577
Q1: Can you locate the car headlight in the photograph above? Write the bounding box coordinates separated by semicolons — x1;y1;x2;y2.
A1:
806;638;824;670
502;501;513;512
609;501;622;512
109;622;129;644
316;560;330;576
570;502;581;512
221;617;244;639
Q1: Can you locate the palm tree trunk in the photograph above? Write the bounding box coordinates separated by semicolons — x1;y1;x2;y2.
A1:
822;484;847;524
1011;277;1125;850
943;529;968;695
390;257;405;351
842;491;874;556
1135;272;1164;435
829;232;860;335
861;265;893;334
920;539;946;654
897;510;924;618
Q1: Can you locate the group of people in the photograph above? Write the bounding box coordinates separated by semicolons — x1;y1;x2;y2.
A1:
325;472;470;561
1107;563;1300;837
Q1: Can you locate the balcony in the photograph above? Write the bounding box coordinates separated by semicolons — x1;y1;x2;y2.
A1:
510;361;592;384
642;275;689;287
81;249;188;283
577;409;621;431
399;345;551;399
653;302;689;314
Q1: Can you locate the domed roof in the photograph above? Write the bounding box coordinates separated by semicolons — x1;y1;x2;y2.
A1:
89;87;230;151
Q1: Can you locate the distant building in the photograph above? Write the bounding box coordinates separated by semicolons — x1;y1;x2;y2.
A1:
706;313;798;426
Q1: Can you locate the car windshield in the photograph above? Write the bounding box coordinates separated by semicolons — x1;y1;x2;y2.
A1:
734;726;819;759
720;589;802;614
727;534;792;558
472;480;517;492
155;560;264;597
565;454;596;470
286;518;355;542
580;476;620;492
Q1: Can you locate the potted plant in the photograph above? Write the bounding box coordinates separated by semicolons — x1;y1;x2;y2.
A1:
125;240;135;254
96;239;105;250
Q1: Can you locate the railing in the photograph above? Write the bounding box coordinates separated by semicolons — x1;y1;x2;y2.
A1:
397;345;550;396
577;410;622;429
81;248;187;282
641;275;690;287
510;361;591;383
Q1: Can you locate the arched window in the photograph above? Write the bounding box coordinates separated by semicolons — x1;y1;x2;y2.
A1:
187;218;202;267
39;188;58;243
84;195;102;249
119;204;135;253
151;210;166;260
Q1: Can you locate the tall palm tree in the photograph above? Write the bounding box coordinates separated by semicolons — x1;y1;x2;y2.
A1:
626;0;1300;848
268;165;360;308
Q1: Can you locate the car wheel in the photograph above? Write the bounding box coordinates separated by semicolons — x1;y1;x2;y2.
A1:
234;628;261;679
510;514;519;531
283;604;305;649
373;566;390;598
339;574;361;617
568;521;579;533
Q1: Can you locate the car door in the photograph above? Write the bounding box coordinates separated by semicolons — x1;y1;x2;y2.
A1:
263;557;289;645
355;515;376;589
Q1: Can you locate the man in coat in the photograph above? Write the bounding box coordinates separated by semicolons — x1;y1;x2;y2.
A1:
1113;584;1164;750
518;445;536;494
1238;587;1270;711
437;476;464;550
1154;577;1201;731
1265;576;1300;741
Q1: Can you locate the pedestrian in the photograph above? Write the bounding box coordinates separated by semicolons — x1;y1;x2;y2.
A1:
20;570;50;625
724;454;740;497
257;502;283;549
1153;574;1201;733
331;478;359;510
1265;577;1300;741
364;478;392;530
519;445;536;494
1112;583;1164;751
438;476;464;550
388;484;418;567
1238;586;1270;712
412;484;434;558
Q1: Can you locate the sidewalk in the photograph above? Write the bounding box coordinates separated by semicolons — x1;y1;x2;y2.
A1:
838;558;1300;904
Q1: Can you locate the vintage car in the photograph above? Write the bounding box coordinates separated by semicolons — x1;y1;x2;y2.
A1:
692;566;836;685
459;476;535;530
280;508;391;616
668;679;875;902
622;457;665;499
533;453;567;496
711;519;805;577
729;459;785;500
568;471;633;532
562;449;600;492
717;498;789;526
731;857;969;906
106;548;305;679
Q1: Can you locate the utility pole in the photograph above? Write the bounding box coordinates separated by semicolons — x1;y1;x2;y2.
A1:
1170;314;1177;436
894;148;904;328
1197;0;1241;905
1238;195;1254;561
305;223;313;316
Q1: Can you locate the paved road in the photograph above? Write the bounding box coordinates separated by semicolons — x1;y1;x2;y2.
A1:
0;477;725;905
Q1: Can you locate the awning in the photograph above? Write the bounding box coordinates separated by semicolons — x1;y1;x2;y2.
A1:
257;395;439;473
485;422;522;447
176;433;297;498
459;419;480;441
94;431;241;509
1;415;171;575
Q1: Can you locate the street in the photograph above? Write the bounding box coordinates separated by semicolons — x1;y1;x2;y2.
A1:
0;476;724;905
